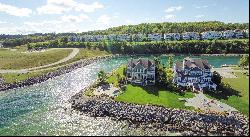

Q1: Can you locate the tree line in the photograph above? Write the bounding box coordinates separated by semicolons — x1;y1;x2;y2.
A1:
1;21;248;47
26;39;249;54
81;21;249;35
1;35;56;48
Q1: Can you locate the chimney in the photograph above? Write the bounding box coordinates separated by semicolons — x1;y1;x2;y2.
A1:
183;58;187;68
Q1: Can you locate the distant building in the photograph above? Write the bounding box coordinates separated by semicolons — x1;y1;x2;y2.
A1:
132;34;146;42
201;31;222;40
107;34;117;41
0;43;3;48
234;29;244;39
164;33;172;41
94;35;106;41
116;34;131;41
173;57;217;91
244;29;249;38
0;78;4;84
126;58;156;86
223;30;235;39
182;32;200;40
164;33;181;41
148;33;162;41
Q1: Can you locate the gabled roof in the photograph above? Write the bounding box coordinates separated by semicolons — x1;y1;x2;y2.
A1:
128;58;155;68
184;57;211;70
175;61;183;70
175;57;211;70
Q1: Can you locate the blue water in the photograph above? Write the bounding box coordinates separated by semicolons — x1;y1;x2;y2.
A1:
0;56;240;135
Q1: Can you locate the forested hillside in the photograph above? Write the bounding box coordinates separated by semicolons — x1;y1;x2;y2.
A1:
81;21;249;35
1;21;249;48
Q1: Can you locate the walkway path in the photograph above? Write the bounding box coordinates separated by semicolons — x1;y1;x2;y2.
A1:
212;67;248;78
93;84;120;97
182;92;237;113
0;48;79;74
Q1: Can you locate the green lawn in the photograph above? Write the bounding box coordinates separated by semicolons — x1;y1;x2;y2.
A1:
205;72;249;115
222;72;249;115
0;48;72;69
115;84;195;110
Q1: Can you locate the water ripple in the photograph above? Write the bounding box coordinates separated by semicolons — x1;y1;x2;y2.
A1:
0;56;240;135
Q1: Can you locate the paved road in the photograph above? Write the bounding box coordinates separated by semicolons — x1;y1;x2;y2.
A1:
0;48;79;74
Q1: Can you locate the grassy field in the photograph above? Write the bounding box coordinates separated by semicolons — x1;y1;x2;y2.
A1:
39;48;110;69
0;48;110;84
0;68;57;84
205;72;249;115
115;85;195;110
68;48;110;62
0;48;72;69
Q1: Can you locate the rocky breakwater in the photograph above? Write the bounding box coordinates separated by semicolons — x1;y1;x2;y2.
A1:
71;96;249;136
0;55;116;92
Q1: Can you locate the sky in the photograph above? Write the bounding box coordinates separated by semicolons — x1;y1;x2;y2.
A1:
0;0;249;34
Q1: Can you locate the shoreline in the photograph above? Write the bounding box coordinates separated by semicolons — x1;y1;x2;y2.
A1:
0;55;117;92
123;53;248;57
0;53;245;92
71;94;249;136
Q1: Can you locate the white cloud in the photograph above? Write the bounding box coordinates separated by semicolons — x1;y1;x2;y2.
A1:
97;14;111;25
61;14;90;23
74;2;104;13
19;20;81;34
165;6;182;13
195;14;205;18
37;0;104;15
0;21;7;24
37;4;70;14
164;14;176;19
47;0;77;7
195;5;208;9
0;2;32;17
16;14;90;34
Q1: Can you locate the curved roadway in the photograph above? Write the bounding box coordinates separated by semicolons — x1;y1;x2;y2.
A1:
0;48;79;74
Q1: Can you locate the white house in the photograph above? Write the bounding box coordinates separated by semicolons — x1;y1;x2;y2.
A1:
148;33;162;41
201;31;222;40
0;77;4;84
244;29;249;38
126;58;155;86
68;35;79;42
182;32;200;40
107;34;117;41
164;33;181;41
164;33;172;41
181;33;190;40
234;29;244;39
223;30;235;39
0;43;3;48
173;57;217;91
94;35;106;41
116;34;131;41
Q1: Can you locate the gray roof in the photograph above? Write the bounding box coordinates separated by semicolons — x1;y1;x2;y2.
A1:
128;58;155;68
176;57;211;70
